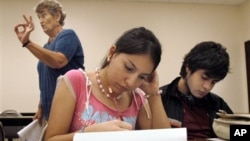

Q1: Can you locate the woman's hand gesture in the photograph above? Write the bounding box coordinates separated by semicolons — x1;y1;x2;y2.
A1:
14;15;34;44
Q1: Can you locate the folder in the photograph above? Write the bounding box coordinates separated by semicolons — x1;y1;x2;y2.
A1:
17;119;47;141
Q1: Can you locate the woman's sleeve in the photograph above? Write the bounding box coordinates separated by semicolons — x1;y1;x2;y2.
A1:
58;69;86;100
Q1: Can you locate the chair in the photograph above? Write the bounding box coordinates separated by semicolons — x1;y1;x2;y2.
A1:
0;121;5;141
0;110;23;141
0;110;22;116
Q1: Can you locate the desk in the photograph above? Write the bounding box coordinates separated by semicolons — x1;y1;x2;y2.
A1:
0;113;34;141
0;116;33;126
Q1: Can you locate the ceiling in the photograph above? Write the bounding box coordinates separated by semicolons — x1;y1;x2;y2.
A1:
117;0;247;5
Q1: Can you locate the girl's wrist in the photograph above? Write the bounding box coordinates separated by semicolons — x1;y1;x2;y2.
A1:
145;89;162;99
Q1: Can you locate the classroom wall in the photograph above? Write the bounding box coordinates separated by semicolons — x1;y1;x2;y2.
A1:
0;0;249;113
0;1;3;109
240;0;250;112
242;0;250;39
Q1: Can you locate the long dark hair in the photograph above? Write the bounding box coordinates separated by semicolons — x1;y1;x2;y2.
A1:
101;27;162;72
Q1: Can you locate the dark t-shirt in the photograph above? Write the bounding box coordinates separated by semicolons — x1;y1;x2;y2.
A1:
182;100;213;139
38;29;84;120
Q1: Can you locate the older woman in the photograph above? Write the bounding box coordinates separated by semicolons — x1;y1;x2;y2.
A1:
14;0;85;122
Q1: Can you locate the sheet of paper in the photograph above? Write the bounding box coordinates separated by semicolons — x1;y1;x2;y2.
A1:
74;128;187;141
207;138;227;141
17;119;47;141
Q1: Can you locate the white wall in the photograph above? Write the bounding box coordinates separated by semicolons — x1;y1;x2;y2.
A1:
239;0;250;113
241;0;250;38
0;1;3;111
0;0;249;113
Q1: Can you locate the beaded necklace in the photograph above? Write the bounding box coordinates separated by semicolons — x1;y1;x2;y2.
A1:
95;68;123;120
95;68;121;99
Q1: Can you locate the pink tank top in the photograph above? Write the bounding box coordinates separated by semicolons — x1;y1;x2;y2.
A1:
60;69;147;132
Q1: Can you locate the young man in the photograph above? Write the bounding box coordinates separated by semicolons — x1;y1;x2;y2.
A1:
160;41;233;140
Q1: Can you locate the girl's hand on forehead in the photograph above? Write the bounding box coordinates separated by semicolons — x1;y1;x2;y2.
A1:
139;71;159;95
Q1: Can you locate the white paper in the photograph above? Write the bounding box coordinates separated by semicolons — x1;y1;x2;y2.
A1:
17;119;47;141
207;138;227;141
74;128;187;141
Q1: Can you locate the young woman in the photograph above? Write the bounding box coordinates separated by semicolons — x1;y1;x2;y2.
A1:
43;27;171;141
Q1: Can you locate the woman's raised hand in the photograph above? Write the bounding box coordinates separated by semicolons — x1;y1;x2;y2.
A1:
14;15;34;44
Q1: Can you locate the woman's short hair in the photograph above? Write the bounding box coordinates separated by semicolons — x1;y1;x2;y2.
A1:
35;0;66;26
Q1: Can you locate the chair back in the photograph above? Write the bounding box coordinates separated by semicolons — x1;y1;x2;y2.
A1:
0;110;22;141
0;121;5;141
0;110;22;116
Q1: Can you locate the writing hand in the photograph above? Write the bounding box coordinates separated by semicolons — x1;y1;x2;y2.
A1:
86;119;133;132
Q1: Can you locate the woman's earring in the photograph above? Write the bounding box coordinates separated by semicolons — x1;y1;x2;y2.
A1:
107;57;110;62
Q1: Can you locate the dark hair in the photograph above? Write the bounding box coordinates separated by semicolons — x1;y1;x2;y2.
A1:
35;0;66;26
180;41;230;80
101;27;162;72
